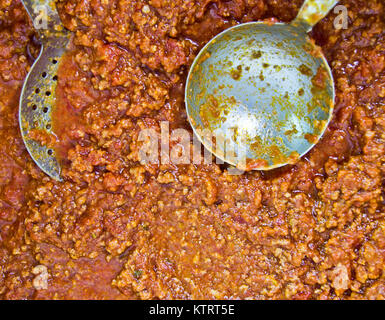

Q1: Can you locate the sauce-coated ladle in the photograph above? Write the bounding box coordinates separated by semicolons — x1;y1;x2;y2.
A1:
186;0;339;171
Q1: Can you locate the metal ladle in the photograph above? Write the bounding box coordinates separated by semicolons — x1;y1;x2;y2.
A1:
185;0;339;171
19;0;69;181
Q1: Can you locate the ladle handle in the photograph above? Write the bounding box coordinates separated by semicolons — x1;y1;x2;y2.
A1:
20;0;66;40
292;0;339;32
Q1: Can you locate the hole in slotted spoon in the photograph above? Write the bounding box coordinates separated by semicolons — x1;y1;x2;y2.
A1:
43;107;49;113
47;149;53;156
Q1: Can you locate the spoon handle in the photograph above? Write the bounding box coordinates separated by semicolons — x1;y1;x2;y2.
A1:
20;0;67;41
292;0;339;32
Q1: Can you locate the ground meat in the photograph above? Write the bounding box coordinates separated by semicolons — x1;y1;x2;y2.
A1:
1;0;385;300
32;265;49;290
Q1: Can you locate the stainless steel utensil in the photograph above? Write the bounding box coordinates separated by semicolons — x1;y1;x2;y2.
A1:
185;0;338;171
19;0;69;181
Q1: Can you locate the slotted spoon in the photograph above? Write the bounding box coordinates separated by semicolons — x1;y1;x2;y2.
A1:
19;0;69;181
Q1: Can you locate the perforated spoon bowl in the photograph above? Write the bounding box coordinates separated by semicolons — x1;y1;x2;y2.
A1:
19;0;69;181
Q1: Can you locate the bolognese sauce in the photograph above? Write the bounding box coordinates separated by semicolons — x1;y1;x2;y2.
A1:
1;0;385;299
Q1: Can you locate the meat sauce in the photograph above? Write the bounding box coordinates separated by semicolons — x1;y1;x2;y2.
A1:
1;0;385;299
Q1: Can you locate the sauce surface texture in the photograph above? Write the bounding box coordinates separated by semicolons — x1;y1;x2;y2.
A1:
1;0;385;299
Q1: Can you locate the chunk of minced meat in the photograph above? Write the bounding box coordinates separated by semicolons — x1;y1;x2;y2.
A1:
32;265;50;290
330;264;350;293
